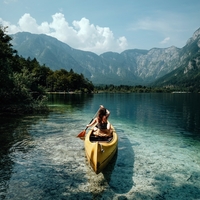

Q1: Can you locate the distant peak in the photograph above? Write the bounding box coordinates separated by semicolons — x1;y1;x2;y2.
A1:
193;27;200;39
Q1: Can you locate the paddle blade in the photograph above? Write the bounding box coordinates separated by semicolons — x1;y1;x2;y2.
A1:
79;136;85;141
77;130;86;138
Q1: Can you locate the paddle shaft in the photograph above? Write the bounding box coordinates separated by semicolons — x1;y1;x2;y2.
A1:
85;107;100;131
77;107;101;138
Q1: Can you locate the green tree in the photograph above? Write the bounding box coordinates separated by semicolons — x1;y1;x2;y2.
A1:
0;26;17;98
0;26;47;111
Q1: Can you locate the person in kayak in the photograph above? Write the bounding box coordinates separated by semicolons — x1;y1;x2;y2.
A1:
86;105;112;137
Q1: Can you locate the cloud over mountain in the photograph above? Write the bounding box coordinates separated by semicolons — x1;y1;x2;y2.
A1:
0;13;128;54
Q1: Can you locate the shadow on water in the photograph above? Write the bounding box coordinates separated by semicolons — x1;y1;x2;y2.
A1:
132;173;200;200
103;128;135;194
81;127;135;199
0;114;49;199
0;116;24;198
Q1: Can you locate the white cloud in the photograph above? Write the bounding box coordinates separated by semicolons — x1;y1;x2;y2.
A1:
160;37;170;44
0;18;20;33
118;36;128;49
18;13;40;33
0;13;127;54
48;13;77;43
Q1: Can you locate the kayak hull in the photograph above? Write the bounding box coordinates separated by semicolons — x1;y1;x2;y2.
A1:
84;124;118;174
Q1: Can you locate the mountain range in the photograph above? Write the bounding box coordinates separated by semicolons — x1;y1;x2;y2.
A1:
10;28;200;87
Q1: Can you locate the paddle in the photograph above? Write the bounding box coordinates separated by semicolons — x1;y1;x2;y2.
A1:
77;107;100;138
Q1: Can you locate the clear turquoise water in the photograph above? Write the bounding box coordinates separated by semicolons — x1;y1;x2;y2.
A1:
0;93;200;199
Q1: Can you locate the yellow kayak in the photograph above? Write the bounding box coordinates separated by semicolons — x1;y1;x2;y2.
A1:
84;124;118;174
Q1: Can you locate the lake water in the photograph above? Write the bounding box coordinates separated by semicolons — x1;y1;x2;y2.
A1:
0;93;200;200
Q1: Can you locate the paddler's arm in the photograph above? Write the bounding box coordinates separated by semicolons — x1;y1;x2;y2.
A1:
87;118;97;127
106;109;110;118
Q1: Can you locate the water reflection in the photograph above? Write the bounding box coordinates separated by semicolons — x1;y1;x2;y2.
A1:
47;93;94;107
97;93;200;138
48;93;200;138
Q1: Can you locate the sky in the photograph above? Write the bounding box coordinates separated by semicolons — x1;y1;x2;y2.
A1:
0;0;200;55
